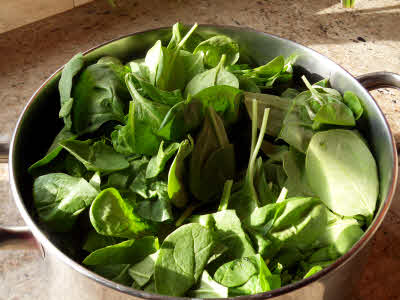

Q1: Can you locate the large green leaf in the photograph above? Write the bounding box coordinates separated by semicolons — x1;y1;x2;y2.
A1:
306;129;378;217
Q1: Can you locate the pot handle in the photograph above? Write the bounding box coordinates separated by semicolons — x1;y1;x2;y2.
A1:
357;72;400;90
0;138;39;252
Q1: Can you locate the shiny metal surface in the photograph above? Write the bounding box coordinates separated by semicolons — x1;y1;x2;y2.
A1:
3;25;399;299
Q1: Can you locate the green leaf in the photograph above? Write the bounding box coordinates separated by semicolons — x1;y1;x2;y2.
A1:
89;188;155;238
271;198;328;250
303;266;323;279
72;61;130;134
282;147;314;197
28;127;78;174
189;107;235;203
192;210;256;267
83;236;159;265
131;177;174;222
146;141;180;179
125;74;170;155
154;223;214;296
167;22;204;53
111;101;136;155
314;218;364;255
305;129;378;217
215;257;258;287
145;23;199;91
192;85;243;125
180;50;206;83
83;230;121;253
167;137;194;208
59;53;85;129
187;270;228;298
128;251;159;287
60;140;129;173
194;35;240;67
184;55;239;98
133;74;184;106
343;91;363;120
33;173;98;232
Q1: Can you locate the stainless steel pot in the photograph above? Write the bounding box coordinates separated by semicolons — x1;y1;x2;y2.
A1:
1;25;399;300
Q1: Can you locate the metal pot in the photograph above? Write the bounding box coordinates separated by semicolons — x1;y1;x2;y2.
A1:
1;25;399;300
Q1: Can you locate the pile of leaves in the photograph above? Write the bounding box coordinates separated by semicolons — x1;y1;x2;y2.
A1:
29;23;378;297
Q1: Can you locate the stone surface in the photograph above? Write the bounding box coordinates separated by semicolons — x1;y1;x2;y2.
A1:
0;0;399;299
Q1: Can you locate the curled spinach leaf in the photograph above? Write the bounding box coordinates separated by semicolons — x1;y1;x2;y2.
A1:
194;35;240;68
90;188;155;238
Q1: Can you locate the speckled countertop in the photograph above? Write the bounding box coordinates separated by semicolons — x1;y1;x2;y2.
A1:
0;0;400;299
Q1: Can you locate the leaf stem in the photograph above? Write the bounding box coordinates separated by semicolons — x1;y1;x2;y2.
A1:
276;187;288;203
251;99;257;157
175;203;199;227
218;180;234;211
248;108;270;189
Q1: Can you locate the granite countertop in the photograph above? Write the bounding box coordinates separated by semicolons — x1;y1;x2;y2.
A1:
0;0;399;299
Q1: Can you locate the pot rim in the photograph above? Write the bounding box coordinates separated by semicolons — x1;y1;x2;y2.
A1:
8;24;398;299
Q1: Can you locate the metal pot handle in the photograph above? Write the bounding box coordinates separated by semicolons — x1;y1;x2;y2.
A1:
0;138;38;251
357;72;400;90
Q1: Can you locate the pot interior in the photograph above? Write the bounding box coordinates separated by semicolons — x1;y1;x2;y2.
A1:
10;25;397;296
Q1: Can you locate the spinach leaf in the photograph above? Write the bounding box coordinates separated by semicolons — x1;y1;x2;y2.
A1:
180;50;206;83
157;101;187;141
146;141;180;179
216;254;279;294
184;55;239;98
83;230;121;253
33;173;98;232
282;147;314;197
130;174;173;222
214;256;259;287
28;126;78;174
145;24;199;91
271;197;328;250
343;91;363;120
129;59;150;81
305;129;378;217
194;35;240;67
124;74;170;155
154;223;214;296
83;236;158;265
133;74;184;106
192;85;243;125
111;101;136;155
72;61;130;134
192;210;255;265
167;137;194;208
89;188;155;238
314;217;364;255
128;251;159;287
303;266;323;279
301;76;355;130
187;270;228;298
189;107;235;203
167;22;204;53
58;53;85;129
60;140;129;173
229;255;280;296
